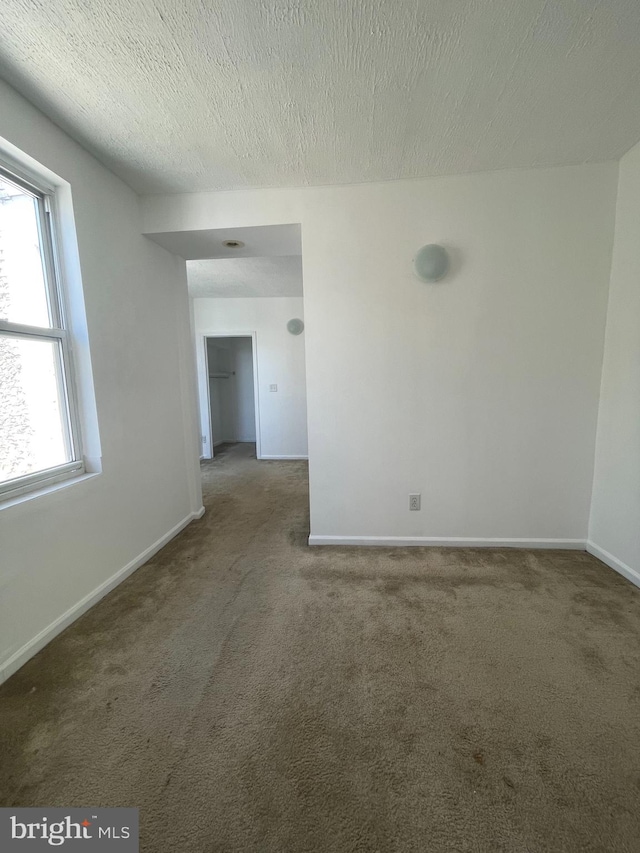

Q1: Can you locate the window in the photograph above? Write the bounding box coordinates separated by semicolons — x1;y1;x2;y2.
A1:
0;163;84;499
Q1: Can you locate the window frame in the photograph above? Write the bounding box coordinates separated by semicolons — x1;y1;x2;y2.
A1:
0;162;85;501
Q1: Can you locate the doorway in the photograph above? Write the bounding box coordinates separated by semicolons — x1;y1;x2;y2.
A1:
205;335;260;458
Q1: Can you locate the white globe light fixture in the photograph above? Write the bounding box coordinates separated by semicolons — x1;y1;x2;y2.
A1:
287;318;304;335
414;244;450;282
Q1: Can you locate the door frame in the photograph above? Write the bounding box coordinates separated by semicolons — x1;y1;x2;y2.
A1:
202;331;262;460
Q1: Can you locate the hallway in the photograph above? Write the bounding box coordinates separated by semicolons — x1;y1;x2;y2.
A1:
1;443;639;852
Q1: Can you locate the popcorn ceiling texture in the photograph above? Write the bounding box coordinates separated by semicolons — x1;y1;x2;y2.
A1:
1;444;639;851
187;255;303;298
1;0;640;193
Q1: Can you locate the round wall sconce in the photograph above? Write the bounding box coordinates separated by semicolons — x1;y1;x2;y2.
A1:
414;244;450;282
287;318;304;335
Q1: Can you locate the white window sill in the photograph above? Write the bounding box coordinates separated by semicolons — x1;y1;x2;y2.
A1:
0;470;101;511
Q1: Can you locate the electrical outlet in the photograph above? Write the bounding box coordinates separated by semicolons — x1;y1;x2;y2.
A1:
409;493;421;511
201;435;207;444
269;384;278;392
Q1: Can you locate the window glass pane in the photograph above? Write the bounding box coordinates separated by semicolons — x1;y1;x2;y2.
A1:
0;334;72;485
0;175;51;327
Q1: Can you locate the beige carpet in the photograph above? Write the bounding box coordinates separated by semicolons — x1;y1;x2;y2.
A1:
1;442;639;852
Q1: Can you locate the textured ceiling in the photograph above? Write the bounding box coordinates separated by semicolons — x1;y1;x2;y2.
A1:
187;256;303;298
1;1;640;193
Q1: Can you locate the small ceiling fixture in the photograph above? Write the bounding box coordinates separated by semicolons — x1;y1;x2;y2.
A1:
222;239;245;248
414;244;450;282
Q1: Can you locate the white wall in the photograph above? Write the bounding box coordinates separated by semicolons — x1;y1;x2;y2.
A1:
194;298;308;459
206;338;232;444
147;163;617;544
588;141;640;586
0;80;202;682
231;338;257;442
207;377;224;447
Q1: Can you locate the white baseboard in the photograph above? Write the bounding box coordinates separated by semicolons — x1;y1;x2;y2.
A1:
0;507;205;686
308;535;586;549
260;455;308;460
586;541;640;589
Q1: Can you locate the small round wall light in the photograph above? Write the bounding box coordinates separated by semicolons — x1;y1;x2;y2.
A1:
414;244;450;282
287;318;304;335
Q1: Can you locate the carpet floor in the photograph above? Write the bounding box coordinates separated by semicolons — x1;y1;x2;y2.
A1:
1;442;639;852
